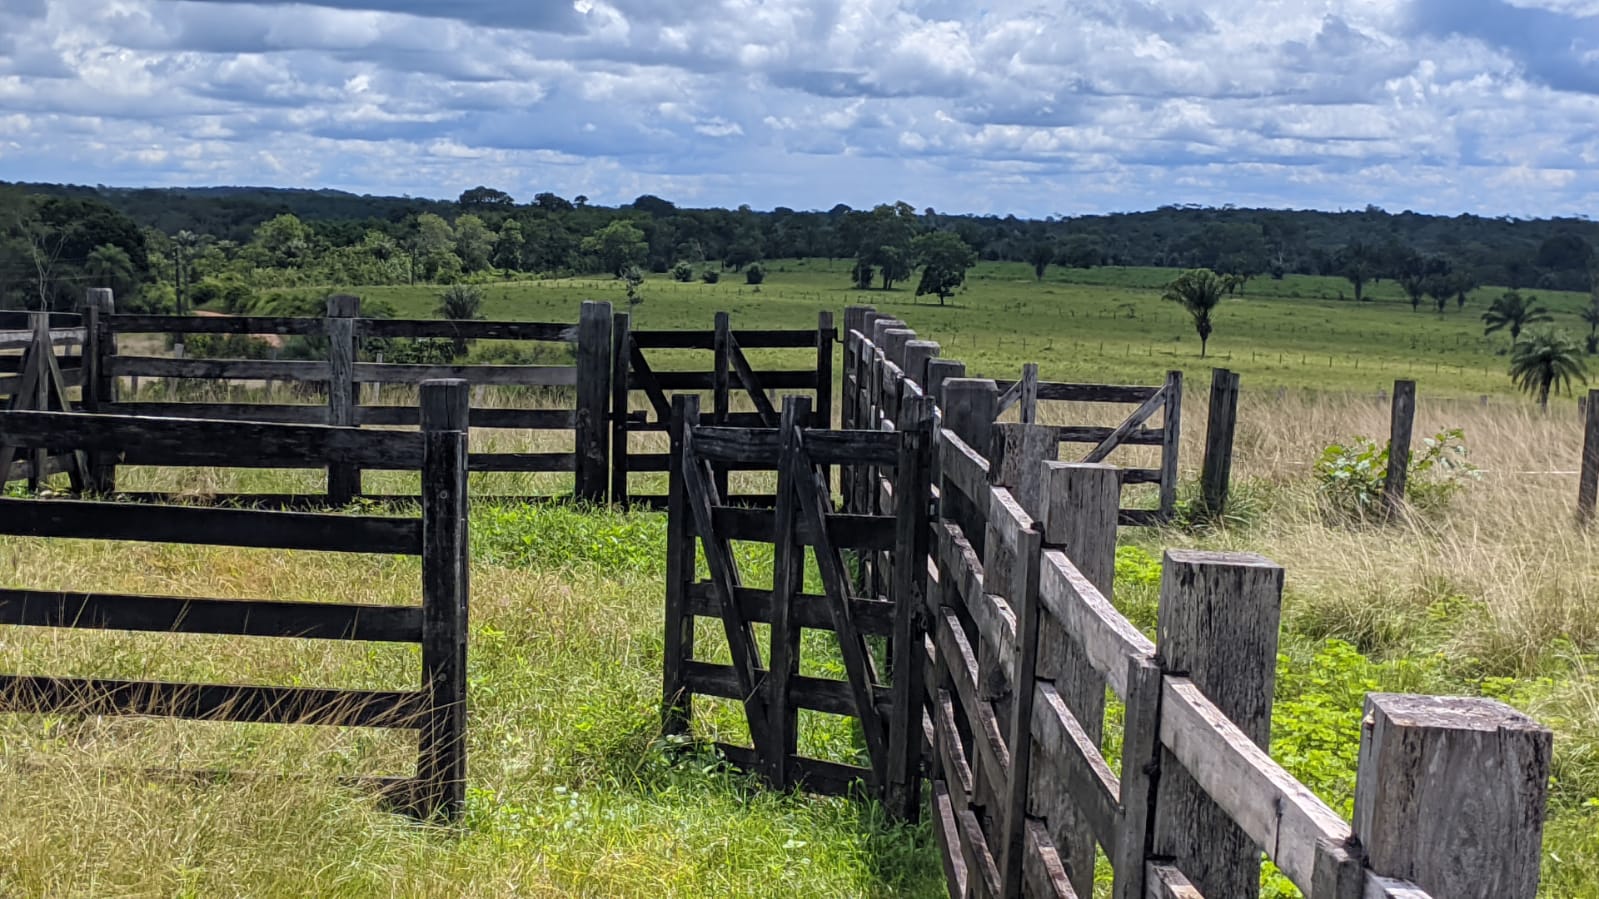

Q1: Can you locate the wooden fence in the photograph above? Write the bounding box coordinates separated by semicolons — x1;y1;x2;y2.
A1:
829;314;1554;899
10;289;834;507
614;310;834;508
0;379;472;819
662;392;932;811
84;291;609;504
842;306;1186;527
1;310;88;490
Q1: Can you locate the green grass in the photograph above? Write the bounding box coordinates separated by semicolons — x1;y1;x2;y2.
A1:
265;258;1593;401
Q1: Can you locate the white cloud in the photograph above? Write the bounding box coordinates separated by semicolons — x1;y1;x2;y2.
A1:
0;0;1595;217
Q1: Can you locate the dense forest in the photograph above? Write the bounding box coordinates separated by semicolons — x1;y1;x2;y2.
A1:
1;180;1594;315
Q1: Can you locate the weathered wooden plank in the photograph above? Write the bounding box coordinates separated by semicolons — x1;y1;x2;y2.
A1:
1111;655;1167;899
108;314;325;336
1159;678;1351;892
931;687;976;804
1054;426;1163;446
710;743;870;798
611;311;632;502
959;808;1004;899
0;497;423;555
0;589;422;643
1082;387;1168;464
1001;382;1162;404
1031;680;1123;857
1158;371;1182;517
662;396;698;736
418;379;470;821
791;430;890;782
325;294;360;505
936;609;1010;790
652;370;819;390
691;426;901;466
1023;819;1079;899
683;660;891;718
886;393;934;821
726;334;779;426
930;778;971;899
357;319;577;341
940;428;992;505
466;452;574;473
712;505;895;551
625;339;673;421
108;357;331;382
0;675;424;728
574;301;611;504
105;402;331;424
685;583;896;635
355;406;575;429
1037;549;1155;697
1145;864;1204;899
353;363;578;387
629;328;822;349
0;410;424;469
765;397;807;787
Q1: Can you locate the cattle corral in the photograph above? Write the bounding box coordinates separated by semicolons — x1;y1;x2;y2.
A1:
0;291;1582;898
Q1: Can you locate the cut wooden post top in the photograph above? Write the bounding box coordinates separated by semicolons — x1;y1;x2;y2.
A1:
326;294;361;317
1362;693;1548;733
420;379;470;431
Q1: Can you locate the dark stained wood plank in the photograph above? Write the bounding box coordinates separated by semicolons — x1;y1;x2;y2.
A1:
0;675;424;728
0;589;422;643
0;497;423;555
108;314;324;336
662;395;699;736
711;742;870;798
418;378;471;821
684;582;896;636
105;402;331;425
684;661;892;718
1082;387;1169;464
652;370;819;390
467;452;575;473
0;410;423;469
357;319;577;341
353;363;577;387
574;301;611;503
706;506;895;551
766;397;807;786
629;328;822;349
108;357;331;382
356;406;574;429
996;382;1162;404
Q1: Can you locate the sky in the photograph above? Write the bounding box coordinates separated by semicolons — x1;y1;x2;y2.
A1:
0;0;1597;218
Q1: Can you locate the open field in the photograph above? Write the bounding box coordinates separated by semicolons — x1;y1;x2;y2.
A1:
264;258;1595;401
4;268;1599;896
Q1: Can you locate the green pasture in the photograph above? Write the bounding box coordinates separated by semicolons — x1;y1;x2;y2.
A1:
270;259;1593;401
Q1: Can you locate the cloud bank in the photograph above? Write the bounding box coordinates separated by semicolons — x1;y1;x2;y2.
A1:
0;0;1595;217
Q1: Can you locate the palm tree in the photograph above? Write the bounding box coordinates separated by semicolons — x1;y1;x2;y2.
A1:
435;284;485;357
1163;268;1225;357
1482;290;1552;343
1582;292;1599;354
1509;329;1587;412
83;243;135;298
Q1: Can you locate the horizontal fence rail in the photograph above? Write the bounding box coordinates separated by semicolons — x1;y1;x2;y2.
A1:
0;378;473;820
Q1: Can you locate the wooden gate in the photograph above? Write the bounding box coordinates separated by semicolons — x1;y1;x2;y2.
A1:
661;392;932;815
614;311;834;508
1;310;88;491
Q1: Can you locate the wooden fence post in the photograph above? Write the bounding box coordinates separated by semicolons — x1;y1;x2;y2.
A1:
942;378;998;560
611;310;631;505
767;396;811;789
815;310;834;429
1354;694;1552;899
712;311;732;498
1031;461;1118;897
1383;379;1416;518
1200;368;1239;519
842;306;874;431
325;294;361;504
662;394;700;736
886;392;934;822
1579;388;1599;523
576;300;613;503
926;359;965;408
903;340;940;391
1018;363;1039;425
27;312;49;491
81;288;116;493
418;378;470;821
1152;549;1284;899
1158;370;1183;520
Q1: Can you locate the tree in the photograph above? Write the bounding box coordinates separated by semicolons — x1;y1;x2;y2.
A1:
1425;273;1454;314
1058;234;1103;268
1163;268;1226;357
856;202;918;290
84;243;136;298
621;265;644;308
671;261;694;282
533;192;574;213
1509;328;1587;412
492;220;525;270
1481;291;1552;343
580;220;648;276
454;214;494;272
435;284;485;357
253;214;312;268
458;186;514;209
1582;292;1599;354
745;262;766;285
1335;242;1374;302
911;231;977;305
1027;241;1055;280
851;259;874;290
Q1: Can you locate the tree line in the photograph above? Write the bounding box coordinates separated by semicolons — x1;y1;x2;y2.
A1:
2;180;1595;316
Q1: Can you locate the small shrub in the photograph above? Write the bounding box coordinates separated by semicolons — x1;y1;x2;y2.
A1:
671;261;694;283
745;262;765;285
700;269;720;284
1313;428;1477;521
